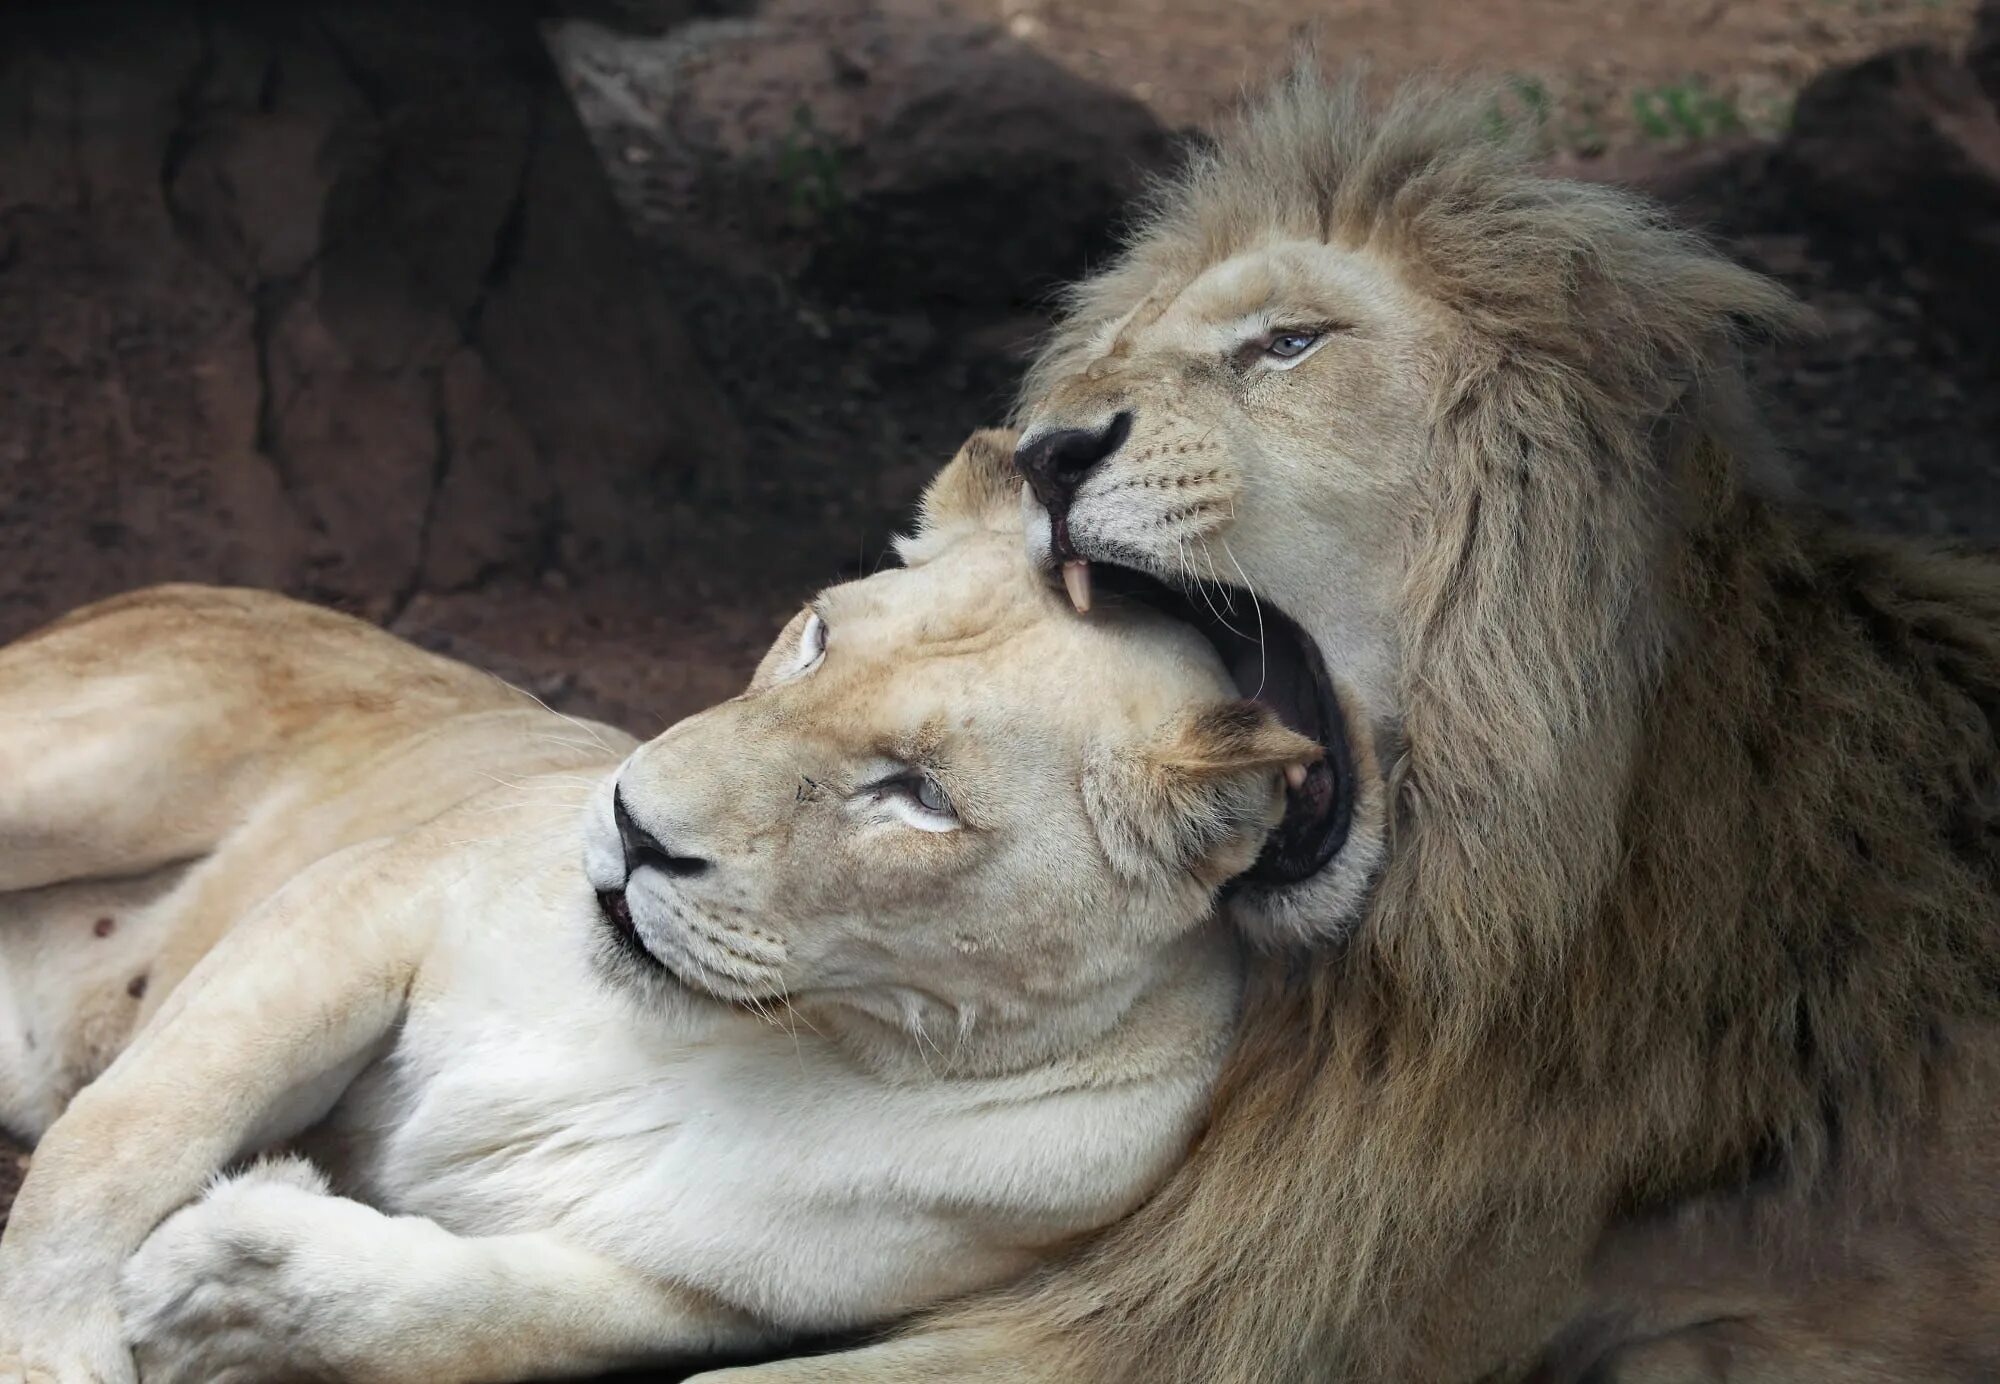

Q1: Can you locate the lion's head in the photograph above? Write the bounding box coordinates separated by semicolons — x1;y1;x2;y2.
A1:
1013;69;1800;951
708;68;2000;1384
583;432;1313;1075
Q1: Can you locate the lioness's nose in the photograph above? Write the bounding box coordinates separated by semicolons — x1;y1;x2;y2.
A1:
1014;411;1132;518
614;786;710;880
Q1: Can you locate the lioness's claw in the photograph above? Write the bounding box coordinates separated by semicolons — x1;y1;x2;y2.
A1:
1284;762;1309;791
1062;560;1093;614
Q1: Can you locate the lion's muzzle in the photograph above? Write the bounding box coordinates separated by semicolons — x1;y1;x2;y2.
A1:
1013;411;1133;556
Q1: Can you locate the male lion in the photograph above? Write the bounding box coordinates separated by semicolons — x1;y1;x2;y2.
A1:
0;435;1314;1383
711;71;2000;1383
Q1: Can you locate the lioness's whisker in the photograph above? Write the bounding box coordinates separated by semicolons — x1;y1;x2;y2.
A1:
495;678;615;753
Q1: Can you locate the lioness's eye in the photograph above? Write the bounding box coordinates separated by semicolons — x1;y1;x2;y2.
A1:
868;770;958;832
1265;329;1320;359
914;776;950;815
784;612;827;680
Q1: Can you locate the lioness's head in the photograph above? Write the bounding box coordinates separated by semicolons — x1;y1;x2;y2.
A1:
1013;69;1797;946
583;433;1312;1073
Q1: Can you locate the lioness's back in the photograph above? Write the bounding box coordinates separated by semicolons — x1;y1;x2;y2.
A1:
0;584;619;1143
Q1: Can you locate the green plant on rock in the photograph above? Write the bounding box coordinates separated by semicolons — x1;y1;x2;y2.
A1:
1631;80;1746;142
1484;74;1554;143
776;104;847;230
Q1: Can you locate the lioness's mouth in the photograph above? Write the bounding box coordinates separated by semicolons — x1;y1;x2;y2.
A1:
598;886;793;1014
1056;558;1355;889
597;887;667;971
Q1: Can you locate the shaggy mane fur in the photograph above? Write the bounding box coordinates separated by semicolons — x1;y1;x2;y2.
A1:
889;69;2000;1381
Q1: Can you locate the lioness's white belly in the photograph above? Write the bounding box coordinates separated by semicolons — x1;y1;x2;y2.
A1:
0;861;195;1141
311;827;1200;1330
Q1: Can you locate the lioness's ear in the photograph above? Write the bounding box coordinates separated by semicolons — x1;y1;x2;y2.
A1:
893;428;1022;566
1085;701;1320;887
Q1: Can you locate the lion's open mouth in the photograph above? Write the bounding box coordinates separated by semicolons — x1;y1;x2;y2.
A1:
1059;559;1355;889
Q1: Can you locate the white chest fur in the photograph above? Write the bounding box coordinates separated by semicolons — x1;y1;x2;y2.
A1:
313;831;1234;1331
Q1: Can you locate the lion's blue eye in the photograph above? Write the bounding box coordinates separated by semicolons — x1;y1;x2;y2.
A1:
1266;331;1320;359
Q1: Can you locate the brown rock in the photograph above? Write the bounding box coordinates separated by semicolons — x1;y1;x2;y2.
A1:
1776;34;2000;352
643;11;1172;317
0;1;741;641
1971;0;2000;109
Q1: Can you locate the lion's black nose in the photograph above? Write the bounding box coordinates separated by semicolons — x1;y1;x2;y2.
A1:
614;786;710;880
1013;412;1132;519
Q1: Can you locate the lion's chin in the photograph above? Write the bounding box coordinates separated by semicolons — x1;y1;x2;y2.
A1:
1045;557;1357;890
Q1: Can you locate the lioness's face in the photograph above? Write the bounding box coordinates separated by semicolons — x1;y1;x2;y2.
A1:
582;438;1311;1069
1015;238;1445;944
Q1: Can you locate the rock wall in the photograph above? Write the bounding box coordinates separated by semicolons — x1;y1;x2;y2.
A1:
0;1;741;639
1777;0;2000;360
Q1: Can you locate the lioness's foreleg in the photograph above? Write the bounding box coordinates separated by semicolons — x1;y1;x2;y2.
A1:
120;1157;767;1384
0;840;416;1384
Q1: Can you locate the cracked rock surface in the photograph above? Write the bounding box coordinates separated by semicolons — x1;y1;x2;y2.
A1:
1;2;740;655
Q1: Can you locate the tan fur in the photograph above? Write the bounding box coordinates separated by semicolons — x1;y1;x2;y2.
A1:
0;585;571;1134
0;436;1318;1383
704;69;2000;1384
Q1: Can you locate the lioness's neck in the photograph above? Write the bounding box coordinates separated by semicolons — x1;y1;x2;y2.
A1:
802;923;1243;1084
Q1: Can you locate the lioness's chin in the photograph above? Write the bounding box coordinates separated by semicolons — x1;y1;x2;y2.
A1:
1030;549;1385;946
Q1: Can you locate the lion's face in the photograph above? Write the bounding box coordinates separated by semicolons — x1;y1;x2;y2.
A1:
581;435;1311;1072
1016;238;1441;943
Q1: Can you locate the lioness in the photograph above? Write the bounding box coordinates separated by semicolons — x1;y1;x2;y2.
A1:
0;434;1312;1383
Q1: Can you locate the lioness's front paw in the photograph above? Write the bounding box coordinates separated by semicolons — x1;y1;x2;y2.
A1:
0;1307;136;1384
117;1156;378;1384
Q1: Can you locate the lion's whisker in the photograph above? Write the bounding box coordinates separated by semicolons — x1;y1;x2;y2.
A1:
1219;536;1270;702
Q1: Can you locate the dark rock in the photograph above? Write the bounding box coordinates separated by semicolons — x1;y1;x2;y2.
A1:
1775;32;2000;357
1972;0;1999;109
642;13;1172;319
0;1;742;641
807;47;1171;316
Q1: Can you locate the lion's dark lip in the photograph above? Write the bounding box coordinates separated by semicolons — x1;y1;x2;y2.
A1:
1047;556;1355;888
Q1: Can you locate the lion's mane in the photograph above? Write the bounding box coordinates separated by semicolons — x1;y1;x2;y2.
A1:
905;70;2000;1381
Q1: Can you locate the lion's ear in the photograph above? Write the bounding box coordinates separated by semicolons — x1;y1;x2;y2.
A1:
893;428;1022;566
1085;701;1319;888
